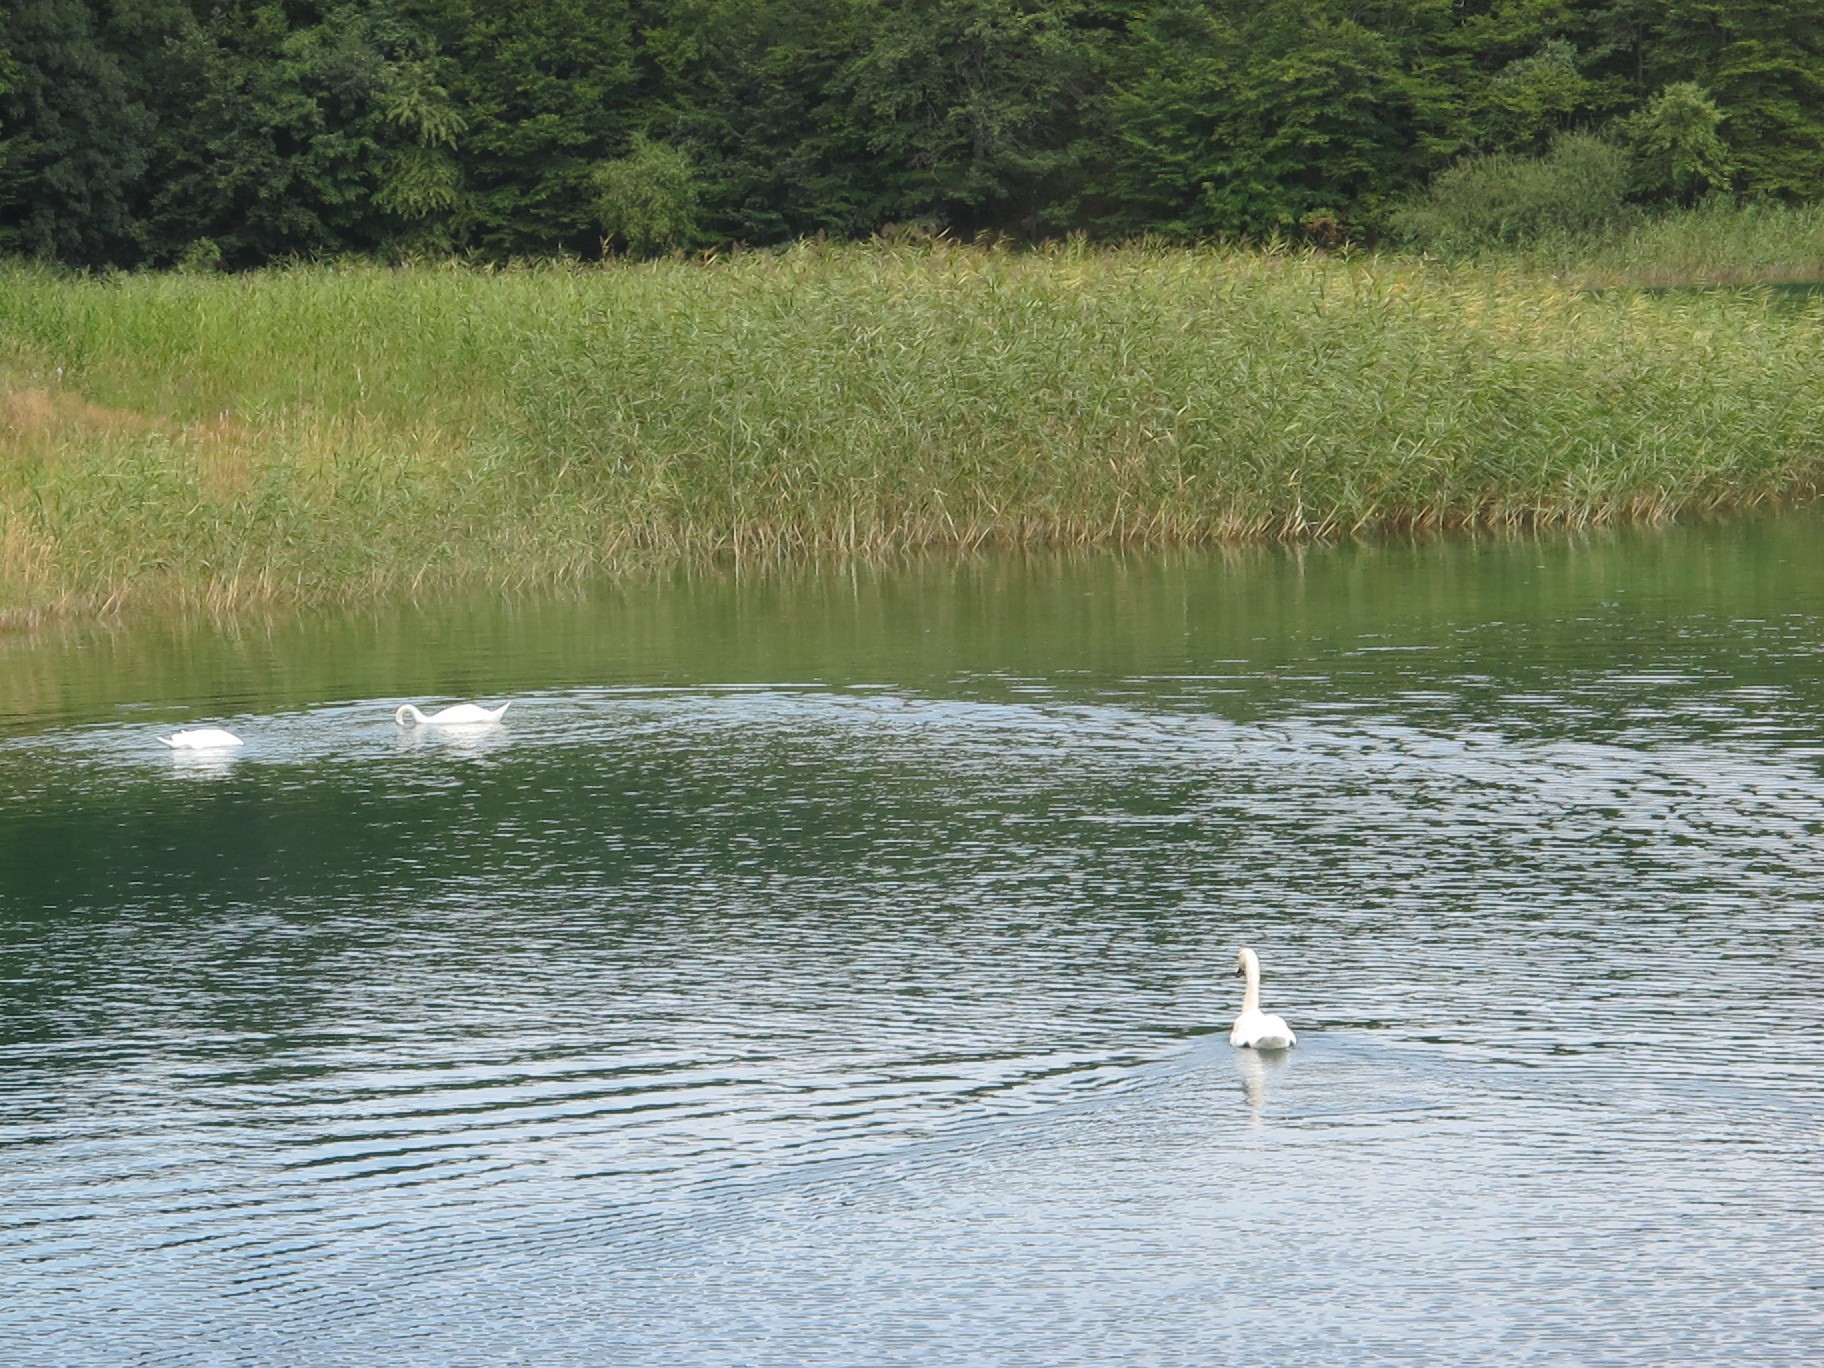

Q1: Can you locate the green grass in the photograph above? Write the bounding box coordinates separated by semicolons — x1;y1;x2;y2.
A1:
1500;198;1824;287
4;237;1823;622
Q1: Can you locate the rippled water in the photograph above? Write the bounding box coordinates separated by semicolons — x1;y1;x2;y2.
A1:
4;523;1823;1363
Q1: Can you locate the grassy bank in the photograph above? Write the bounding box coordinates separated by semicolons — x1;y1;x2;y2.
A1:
4;237;1823;621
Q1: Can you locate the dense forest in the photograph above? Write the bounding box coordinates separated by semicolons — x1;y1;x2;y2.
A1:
2;1;1821;267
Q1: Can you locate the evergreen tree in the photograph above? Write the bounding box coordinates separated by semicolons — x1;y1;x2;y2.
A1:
2;0;1824;265
630;0;876;243
0;0;157;263
1107;1;1431;239
843;0;1102;235
1650;1;1824;198
135;2;464;266
421;0;637;255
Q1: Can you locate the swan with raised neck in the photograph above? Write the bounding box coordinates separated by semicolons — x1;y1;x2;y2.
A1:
1230;946;1296;1049
395;700;511;727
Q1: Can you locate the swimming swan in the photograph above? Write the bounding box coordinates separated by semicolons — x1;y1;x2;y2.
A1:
160;727;244;750
395;701;511;727
1230;947;1296;1049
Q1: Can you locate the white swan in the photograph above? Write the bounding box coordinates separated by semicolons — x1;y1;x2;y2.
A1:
159;727;244;750
1230;947;1296;1049
394;700;511;727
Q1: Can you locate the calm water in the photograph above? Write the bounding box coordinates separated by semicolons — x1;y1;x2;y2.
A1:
3;522;1822;1364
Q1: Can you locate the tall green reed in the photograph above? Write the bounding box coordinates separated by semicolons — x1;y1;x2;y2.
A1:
2;241;1821;620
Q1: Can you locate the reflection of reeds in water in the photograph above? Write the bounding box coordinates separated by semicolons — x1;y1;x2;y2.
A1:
4;237;1822;623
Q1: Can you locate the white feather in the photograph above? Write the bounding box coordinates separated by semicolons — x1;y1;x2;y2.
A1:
395;701;511;727
159;727;244;750
1230;946;1296;1049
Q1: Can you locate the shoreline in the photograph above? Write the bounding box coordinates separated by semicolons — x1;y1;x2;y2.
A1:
5;240;1823;624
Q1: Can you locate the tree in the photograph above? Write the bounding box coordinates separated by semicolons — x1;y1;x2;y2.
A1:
1106;1;1426;239
135;2;465;267
843;0;1102;236
0;0;157;263
1617;80;1729;204
629;0;877;244
1480;39;1598;153
1647;1;1824;199
422;0;637;256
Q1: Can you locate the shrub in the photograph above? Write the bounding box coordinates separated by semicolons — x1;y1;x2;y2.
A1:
1391;133;1632;254
591;136;700;258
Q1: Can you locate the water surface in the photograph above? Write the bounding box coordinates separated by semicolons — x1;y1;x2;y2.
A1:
3;520;1822;1363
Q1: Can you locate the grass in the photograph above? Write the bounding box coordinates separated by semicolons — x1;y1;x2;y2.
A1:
1511;198;1824;287
3;232;1823;622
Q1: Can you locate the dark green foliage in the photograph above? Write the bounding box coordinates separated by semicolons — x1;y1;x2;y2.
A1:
3;0;1824;265
0;0;157;262
843;0;1102;235
133;2;466;268
1667;2;1824;200
629;0;877;243
426;0;637;256
1480;39;1598;153
1106;1;1470;240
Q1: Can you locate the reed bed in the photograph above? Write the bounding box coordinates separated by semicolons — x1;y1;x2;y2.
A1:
3;241;1822;621
1541;199;1824;288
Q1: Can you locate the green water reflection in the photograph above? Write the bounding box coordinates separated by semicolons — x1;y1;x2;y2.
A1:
4;511;1817;731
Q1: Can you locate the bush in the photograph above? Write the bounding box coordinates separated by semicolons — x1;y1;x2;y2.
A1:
591;136;700;258
1391;133;1633;254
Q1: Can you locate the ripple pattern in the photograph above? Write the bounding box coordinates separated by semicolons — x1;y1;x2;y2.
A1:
3;576;1823;1364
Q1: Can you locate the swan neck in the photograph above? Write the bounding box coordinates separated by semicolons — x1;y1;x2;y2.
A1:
1241;956;1261;1015
396;704;426;725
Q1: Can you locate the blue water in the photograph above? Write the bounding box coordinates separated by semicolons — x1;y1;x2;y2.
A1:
3;528;1822;1363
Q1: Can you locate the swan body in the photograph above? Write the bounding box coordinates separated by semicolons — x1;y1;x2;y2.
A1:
1230;946;1296;1049
395;700;511;727
160;727;244;750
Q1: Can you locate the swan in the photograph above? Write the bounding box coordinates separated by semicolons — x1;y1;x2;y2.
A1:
394;700;511;727
160;727;244;750
1230;947;1296;1049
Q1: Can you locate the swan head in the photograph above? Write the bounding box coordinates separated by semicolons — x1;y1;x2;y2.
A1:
1234;947;1259;979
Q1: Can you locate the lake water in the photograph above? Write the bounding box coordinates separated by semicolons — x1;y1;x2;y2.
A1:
3;520;1822;1364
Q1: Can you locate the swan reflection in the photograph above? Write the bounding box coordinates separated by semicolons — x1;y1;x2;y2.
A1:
394;723;511;757
166;748;240;778
1235;1046;1291;1124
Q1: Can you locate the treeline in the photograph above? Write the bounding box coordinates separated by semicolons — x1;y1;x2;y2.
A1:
2;1;1821;268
